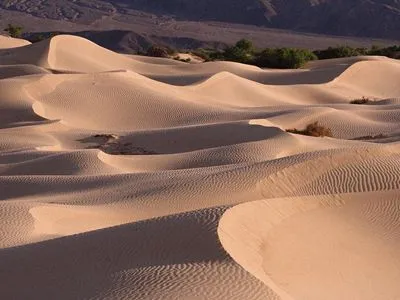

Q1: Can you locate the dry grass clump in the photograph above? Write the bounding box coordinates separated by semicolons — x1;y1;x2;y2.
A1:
350;96;373;104
79;134;157;155
352;133;388;140
286;122;333;137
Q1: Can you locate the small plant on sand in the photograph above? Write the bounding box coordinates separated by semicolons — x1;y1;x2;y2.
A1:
352;133;388;140
79;134;157;155
173;56;191;63
350;96;373;104
146;45;176;58
286;122;333;137
3;24;23;38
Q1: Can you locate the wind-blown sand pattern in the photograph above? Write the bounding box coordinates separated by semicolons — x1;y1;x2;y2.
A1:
0;35;399;300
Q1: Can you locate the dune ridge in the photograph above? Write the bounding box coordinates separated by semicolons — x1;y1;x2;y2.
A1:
0;35;399;299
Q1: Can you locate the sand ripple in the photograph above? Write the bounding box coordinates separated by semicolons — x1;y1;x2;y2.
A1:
0;35;399;299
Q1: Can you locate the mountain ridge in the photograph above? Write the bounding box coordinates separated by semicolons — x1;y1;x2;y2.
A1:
1;0;399;39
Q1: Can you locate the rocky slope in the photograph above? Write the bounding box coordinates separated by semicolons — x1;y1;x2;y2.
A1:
1;0;399;39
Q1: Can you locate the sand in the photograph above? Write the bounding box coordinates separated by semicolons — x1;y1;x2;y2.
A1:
0;35;399;300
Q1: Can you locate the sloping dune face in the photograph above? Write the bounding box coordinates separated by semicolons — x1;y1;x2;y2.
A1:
218;192;400;300
0;35;399;299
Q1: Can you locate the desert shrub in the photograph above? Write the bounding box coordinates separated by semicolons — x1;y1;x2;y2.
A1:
286;122;333;137
205;43;316;68
191;49;211;61
173;56;191;62
313;46;367;59
208;50;226;61
223;46;251;63
221;39;254;63
81;134;157;155
146;45;169;58
235;39;253;52
146;45;176;58
314;45;400;60
352;133;388;140
253;48;317;69
367;45;400;59
194;40;315;68
29;34;47;43
26;31;62;43
350;97;373;104
3;24;23;38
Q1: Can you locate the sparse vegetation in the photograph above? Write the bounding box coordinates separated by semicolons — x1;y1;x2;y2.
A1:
190;42;399;66
79;134;157;155
13;29;400;68
253;48;317;69
352;133;389;141
368;45;400;59
286;122;333;137
3;24;23;38
313;46;367;59
145;45;176;58
27;31;61;43
205;39;317;68
313;45;400;60
173;56;191;63
350;97;374;105
191;49;211;61
209;39;254;64
142;40;398;68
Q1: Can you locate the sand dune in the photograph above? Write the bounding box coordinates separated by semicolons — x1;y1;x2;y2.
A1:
0;35;31;49
218;191;400;300
0;35;399;299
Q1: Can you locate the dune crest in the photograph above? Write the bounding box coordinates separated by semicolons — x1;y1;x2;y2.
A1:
0;35;399;299
0;35;31;49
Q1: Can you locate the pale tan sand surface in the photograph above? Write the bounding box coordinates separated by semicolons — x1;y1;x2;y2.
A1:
0;35;399;299
0;35;31;49
218;191;400;300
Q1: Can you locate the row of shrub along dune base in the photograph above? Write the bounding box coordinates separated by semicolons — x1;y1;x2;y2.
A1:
207;41;399;68
4;23;399;69
142;40;399;69
285;122;388;141
203;39;319;69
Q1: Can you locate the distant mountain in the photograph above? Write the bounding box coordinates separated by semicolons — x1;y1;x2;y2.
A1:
25;30;228;53
1;0;399;40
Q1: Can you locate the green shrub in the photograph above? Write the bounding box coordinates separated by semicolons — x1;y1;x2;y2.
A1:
191;49;211;61
146;45;176;58
313;46;367;59
220;39;254;63
235;39;253;52
254;48;317;69
3;24;23;38
313;45;400;60
367;45;400;59
209;50;226;61
205;43;316;68
286;122;333;137
29;34;47;43
223;46;252;63
26;32;62;43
